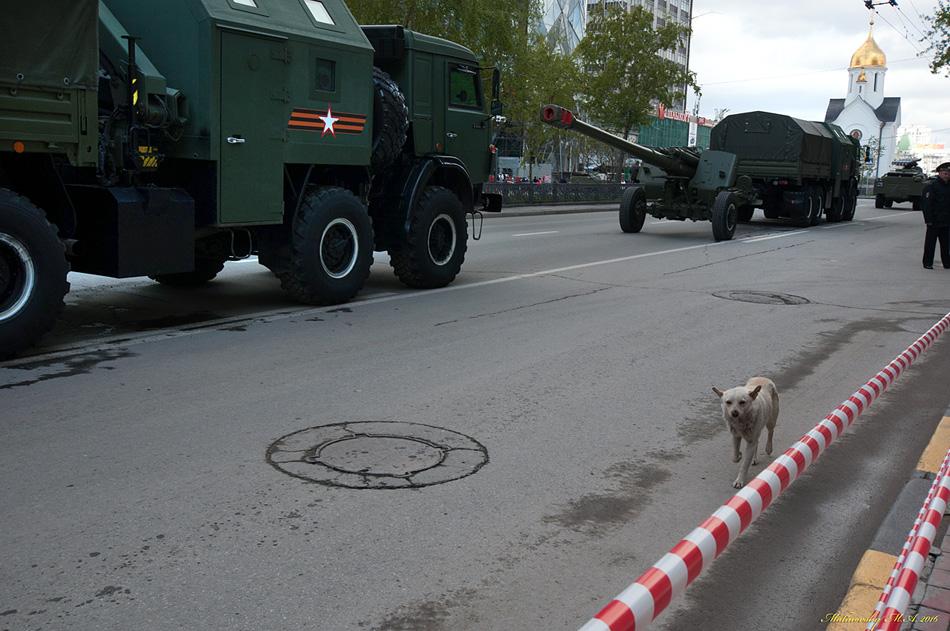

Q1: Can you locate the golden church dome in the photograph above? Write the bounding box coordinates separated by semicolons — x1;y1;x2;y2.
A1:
850;21;886;68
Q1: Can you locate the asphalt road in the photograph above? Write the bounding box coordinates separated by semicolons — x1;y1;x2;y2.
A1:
2;199;949;631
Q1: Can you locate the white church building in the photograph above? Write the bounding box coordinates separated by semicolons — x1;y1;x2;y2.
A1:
824;17;900;178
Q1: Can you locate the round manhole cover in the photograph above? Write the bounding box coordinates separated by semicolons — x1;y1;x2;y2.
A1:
712;290;810;306
267;422;488;489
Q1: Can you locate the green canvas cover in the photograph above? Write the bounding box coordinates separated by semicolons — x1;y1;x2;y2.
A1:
1;0;99;88
710;111;833;168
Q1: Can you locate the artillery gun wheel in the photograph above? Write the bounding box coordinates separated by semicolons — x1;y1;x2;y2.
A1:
371;67;409;172
278;187;374;305
875;194;885;209
711;191;738;241
0;189;69;359
619;186;647;233
913;197;922;211
389;186;467;289
884;200;893;208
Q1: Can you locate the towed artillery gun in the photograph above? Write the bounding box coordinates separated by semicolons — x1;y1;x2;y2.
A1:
540;105;860;241
541;104;743;241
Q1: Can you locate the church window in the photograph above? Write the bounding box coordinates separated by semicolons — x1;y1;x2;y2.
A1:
873;73;878;91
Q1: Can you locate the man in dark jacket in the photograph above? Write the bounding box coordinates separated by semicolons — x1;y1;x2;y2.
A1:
921;162;950;269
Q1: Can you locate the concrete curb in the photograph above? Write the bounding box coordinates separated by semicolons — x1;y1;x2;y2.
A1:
829;411;950;630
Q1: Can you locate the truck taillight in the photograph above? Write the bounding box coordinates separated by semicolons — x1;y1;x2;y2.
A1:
13;141;24;153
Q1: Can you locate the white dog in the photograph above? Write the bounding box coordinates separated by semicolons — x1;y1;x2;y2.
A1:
712;377;780;488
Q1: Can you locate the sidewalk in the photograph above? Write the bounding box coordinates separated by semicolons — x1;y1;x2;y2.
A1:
830;413;950;631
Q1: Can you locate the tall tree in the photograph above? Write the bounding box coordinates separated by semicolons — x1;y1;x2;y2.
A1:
349;0;535;73
573;5;698;139
923;1;950;77
504;29;579;178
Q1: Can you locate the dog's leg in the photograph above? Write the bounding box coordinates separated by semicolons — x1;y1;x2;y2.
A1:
765;425;774;456
733;439;758;488
732;434;742;463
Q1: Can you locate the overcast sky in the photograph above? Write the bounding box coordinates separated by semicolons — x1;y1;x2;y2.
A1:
687;0;950;147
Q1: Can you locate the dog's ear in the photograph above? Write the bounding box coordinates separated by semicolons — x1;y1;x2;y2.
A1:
749;385;762;399
712;386;724;397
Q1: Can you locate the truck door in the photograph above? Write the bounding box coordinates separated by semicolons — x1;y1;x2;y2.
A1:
219;31;286;225
444;64;489;182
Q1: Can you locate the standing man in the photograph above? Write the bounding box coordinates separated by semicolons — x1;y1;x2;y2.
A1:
921;162;950;270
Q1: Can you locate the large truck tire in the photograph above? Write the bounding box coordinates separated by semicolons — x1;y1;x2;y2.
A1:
619;186;647;233
371;67;409;172
0;189;69;359
808;187;823;226
711;191;738;241
149;257;226;286
389;186;467;289
826;196;844;223
278;187;374;305
843;193;857;221
794;191;816;227
875;193;885;209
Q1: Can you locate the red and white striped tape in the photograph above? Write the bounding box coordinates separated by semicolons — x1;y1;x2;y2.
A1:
865;449;950;629
578;313;950;631
869;449;950;630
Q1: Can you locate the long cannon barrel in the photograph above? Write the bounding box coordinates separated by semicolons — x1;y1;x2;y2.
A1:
540;104;699;178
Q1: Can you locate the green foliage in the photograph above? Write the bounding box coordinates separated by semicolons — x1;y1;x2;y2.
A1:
504;29;579;173
923;1;950;77
349;0;534;72
573;5;698;138
350;0;579;171
350;0;701;175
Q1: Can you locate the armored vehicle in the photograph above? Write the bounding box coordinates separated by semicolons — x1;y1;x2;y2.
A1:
0;0;502;358
540;106;859;240
874;160;931;209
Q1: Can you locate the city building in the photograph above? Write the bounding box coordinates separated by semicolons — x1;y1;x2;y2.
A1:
539;0;587;54
896;125;950;175
824;15;900;178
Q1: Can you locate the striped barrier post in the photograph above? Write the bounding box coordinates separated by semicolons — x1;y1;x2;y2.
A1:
869;451;950;630
864;450;950;630
578;312;950;631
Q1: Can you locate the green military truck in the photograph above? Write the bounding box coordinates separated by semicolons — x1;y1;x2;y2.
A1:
709;112;859;225
0;0;502;359
874;160;931;209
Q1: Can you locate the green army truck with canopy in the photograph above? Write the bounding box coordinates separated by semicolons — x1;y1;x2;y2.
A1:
0;0;502;358
708;111;859;225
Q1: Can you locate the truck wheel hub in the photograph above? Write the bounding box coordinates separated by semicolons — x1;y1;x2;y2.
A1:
0;233;34;322
427;214;456;265
320;218;358;279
